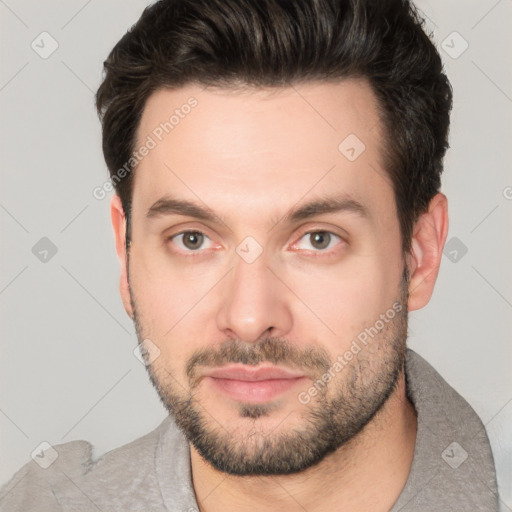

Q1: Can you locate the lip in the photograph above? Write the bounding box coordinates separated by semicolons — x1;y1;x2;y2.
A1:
205;364;304;381
202;364;306;403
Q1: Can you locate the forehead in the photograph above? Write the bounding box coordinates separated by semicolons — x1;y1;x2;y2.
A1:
132;79;394;229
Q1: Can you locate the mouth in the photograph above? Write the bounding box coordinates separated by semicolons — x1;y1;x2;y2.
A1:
201;364;307;403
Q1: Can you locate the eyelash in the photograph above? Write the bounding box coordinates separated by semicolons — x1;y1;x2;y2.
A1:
166;229;345;257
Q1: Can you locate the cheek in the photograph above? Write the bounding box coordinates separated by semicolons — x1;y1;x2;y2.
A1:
283;249;401;343
128;249;222;365
130;243;220;313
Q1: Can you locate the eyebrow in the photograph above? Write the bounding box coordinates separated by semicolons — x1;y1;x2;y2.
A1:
146;194;371;227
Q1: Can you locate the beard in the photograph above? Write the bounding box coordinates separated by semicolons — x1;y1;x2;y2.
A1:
130;268;410;476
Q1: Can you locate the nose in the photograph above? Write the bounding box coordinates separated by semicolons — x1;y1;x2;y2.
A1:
216;251;293;343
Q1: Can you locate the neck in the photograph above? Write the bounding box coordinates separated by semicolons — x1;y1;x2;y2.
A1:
190;372;417;512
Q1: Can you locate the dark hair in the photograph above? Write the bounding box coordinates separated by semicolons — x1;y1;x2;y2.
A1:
96;0;452;255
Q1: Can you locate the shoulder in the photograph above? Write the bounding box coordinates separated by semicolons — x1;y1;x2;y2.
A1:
405;348;493;444
0;417;173;512
0;440;92;512
395;349;499;511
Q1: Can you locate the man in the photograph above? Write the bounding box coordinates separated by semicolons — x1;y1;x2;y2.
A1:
0;0;498;510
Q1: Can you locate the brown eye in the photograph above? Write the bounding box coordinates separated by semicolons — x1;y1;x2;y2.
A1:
181;231;204;250
183;231;204;249
169;231;213;253
309;232;331;250
292;230;343;254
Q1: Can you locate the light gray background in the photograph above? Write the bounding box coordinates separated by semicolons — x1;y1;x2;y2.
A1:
1;0;511;509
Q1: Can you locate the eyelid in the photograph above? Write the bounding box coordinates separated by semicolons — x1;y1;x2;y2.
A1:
289;229;345;254
167;229;218;255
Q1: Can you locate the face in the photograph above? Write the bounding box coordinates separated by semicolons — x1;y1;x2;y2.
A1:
123;80;410;475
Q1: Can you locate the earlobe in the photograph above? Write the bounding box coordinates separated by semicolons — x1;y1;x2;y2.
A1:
110;195;134;319
407;193;449;312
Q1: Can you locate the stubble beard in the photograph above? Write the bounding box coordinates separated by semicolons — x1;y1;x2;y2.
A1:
130;270;410;476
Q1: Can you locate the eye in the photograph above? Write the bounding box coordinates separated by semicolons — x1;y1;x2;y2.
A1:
292;230;344;253
168;231;215;253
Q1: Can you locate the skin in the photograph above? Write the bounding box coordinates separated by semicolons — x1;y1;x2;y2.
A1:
111;79;449;511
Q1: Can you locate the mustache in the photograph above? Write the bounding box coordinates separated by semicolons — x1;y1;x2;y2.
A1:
186;337;331;383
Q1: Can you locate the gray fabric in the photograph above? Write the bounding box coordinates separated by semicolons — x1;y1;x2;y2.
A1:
0;349;498;511
390;350;498;511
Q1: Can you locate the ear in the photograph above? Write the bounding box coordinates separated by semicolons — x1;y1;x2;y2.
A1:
110;194;133;319
406;192;449;312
